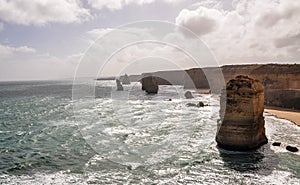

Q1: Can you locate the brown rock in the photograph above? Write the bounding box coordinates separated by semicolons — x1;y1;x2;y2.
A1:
141;75;158;94
216;75;268;151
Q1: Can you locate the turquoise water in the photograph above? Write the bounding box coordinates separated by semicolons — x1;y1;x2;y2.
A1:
0;80;299;184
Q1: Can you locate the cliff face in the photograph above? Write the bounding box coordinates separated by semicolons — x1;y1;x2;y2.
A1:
184;68;209;89
265;89;300;109
133;64;299;109
249;64;300;89
216;76;268;151
183;64;300;90
248;64;300;109
221;64;261;82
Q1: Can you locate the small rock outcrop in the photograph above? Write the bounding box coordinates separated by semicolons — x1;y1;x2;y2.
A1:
184;91;194;99
216;75;268;151
198;101;205;107
116;79;123;91
286;146;298;152
141;76;158;94
122;74;131;85
272;142;281;146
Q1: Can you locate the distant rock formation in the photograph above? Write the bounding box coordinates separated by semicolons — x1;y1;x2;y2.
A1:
141;75;158;94
122;74;131;85
116;79;123;91
184;91;194;99
216;75;268;151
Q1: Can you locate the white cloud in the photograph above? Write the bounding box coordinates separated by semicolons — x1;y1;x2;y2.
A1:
176;6;222;36
87;0;184;11
0;43;80;81
0;0;91;25
0;44;36;59
98;43;195;76
86;28;114;40
175;0;300;64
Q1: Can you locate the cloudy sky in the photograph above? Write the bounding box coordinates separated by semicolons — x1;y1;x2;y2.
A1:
0;0;299;81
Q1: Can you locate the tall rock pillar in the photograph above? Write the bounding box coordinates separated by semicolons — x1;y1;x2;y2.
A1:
216;75;268;151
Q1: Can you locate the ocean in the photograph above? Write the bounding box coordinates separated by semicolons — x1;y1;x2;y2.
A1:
0;80;299;184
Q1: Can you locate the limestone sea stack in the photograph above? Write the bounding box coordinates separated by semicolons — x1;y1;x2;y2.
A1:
141;76;158;94
216;75;268;151
122;74;131;85
116;79;123;91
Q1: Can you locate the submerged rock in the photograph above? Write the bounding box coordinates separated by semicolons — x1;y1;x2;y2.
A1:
186;101;205;107
184;91;194;99
186;103;197;107
216;75;268;151
272;142;281;146
286;146;298;152
198;101;205;107
116;79;123;91
122;74;131;85
141;75;158;94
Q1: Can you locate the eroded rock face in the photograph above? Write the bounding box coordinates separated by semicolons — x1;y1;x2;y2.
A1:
141;76;158;94
216;75;268;151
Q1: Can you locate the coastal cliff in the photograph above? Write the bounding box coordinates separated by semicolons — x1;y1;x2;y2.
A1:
122;64;300;109
216;76;268;151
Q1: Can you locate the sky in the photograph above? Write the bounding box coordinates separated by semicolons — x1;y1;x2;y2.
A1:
0;0;299;81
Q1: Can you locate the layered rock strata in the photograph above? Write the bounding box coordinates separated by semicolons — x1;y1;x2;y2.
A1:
216;75;268;151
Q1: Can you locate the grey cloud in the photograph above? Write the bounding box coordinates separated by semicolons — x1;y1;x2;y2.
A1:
87;0;184;11
274;33;300;48
0;22;3;31
256;3;299;28
0;0;91;25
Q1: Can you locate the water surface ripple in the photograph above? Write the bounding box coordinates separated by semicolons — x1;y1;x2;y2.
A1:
0;80;299;184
